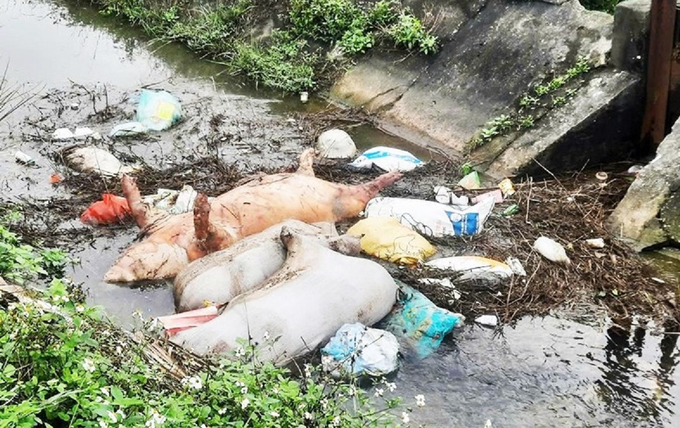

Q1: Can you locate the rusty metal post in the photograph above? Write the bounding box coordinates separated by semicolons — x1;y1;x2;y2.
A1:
640;0;676;150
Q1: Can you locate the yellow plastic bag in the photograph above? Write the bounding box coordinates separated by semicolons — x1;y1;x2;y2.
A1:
347;217;436;265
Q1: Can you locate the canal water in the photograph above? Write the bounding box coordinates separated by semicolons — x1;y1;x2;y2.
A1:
1;1;679;426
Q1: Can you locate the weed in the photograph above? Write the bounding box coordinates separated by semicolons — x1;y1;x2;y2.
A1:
518;115;535;129
0;225;73;284
579;0;622;14
519;94;539;108
89;0;439;93
0;281;412;426
387;12;439;54
552;96;567;108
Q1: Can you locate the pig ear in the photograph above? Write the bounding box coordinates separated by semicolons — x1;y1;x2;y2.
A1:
296;148;316;176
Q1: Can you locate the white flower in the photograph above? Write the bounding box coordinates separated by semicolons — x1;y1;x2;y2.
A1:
116;346;122;354
241;398;250;409
386;382;397;392
61;295;69;302
415;394;425;407
332;416;341;427
100;387;109;396
269;411;280;418
145;408;166;428
235;380;245;387
218;408;227;415
76;305;85;313
181;376;203;390
304;411;314;420
304;364;312;378
374;388;384;397
401;412;410;424
320;398;328;410
82;358;96;373
348;385;357;396
241;386;248;394
107;411;117;423
235;347;245;357
99;420;108;428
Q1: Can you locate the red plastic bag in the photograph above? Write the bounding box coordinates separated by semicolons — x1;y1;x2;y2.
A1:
80;194;131;225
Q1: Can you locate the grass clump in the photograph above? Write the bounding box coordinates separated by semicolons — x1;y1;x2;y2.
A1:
88;0;439;92
0;219;74;285
466;56;593;153
579;0;622;14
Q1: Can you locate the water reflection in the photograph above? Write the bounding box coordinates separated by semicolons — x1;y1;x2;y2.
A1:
595;324;679;426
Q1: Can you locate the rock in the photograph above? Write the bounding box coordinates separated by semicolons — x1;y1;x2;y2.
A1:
316;129;357;159
607;117;680;250
483;69;642;178
611;0;650;73
332;0;614;154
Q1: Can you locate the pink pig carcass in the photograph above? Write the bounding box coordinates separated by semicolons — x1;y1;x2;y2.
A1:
104;149;402;283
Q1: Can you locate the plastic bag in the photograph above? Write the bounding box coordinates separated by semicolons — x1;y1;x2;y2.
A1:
136;90;182;131
349;146;423;172
321;323;399;377
426;256;513;286
80;194;131;225
346;217;436;265
109;121;147;137
381;283;464;358
363;197;495;237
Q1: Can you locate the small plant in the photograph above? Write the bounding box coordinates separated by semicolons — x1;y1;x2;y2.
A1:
566;56;591;78
387;11;439;54
552;95;567;108
534;84;550;97
488;114;514;132
340;24;375;55
518;115;535;130
368;0;399;28
519;94;539;108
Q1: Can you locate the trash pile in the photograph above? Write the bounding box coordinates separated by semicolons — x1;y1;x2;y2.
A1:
10;89;673;379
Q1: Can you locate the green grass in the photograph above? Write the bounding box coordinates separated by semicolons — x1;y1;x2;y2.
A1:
86;0;439;93
580;0;623;14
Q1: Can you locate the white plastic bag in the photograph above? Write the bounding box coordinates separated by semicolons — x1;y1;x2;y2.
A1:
426;256;513;286
533;236;571;265
349;146;423;172
321;323;399;377
363;197;495;237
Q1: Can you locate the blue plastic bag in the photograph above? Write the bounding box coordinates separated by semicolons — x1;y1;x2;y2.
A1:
381;283;464;358
136;90;182;131
321;323;399;377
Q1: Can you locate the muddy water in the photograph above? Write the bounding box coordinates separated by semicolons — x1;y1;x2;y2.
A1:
2;0;680;427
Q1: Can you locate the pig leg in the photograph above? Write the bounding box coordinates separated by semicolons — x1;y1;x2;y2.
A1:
187;194;235;260
360;171;403;197
296;148;316;176
121;175;167;231
332;171;404;218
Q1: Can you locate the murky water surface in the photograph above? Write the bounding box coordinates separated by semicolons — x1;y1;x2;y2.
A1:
2;1;680;426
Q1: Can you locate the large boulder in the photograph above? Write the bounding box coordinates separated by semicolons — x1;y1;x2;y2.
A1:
607;119;680;251
482;69;642;178
331;0;614;155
